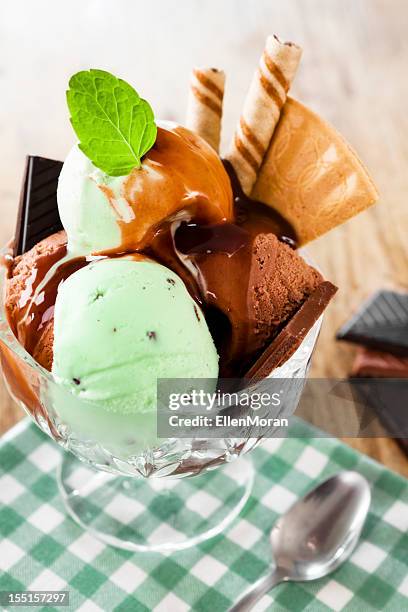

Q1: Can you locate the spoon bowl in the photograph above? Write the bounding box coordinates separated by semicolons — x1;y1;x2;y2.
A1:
230;471;371;611
272;471;371;581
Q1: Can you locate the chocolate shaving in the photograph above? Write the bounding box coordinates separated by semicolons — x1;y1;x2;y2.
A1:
193;305;201;322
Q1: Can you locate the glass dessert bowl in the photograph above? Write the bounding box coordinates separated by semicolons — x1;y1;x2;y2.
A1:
0;257;322;552
0;34;378;553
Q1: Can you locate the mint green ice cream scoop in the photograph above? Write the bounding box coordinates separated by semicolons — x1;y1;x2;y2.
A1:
51;258;218;453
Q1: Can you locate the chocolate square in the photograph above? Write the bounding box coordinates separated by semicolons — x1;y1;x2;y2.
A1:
14;156;63;256
336;290;408;356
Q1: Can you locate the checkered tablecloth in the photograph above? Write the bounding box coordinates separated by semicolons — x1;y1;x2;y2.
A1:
0;419;407;612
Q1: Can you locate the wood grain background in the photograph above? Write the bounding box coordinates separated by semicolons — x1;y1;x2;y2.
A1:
0;0;407;475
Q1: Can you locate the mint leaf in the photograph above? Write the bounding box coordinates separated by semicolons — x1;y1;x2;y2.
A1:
66;69;157;176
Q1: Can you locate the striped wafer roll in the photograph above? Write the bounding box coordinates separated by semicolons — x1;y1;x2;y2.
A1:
226;35;302;194
186;67;225;152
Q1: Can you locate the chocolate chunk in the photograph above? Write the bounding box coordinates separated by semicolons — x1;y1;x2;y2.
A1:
92;290;104;302
14;156;63;256
337;290;408;356
353;385;408;455
245;281;337;380
351;347;408;378
350;348;408;455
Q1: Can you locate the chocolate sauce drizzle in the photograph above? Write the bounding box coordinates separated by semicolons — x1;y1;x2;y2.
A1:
13;246;87;356
8;158;298;377
174;160;296;257
147;161;298;374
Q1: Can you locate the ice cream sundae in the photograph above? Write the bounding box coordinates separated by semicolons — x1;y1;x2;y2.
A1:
1;35;378;451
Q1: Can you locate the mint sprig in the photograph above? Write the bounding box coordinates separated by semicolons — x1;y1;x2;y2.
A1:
67;69;157;176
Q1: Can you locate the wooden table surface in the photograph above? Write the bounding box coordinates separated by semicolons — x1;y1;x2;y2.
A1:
0;0;407;476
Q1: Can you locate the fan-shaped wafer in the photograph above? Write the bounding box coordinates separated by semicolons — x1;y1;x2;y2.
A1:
186;67;225;152
251;98;379;245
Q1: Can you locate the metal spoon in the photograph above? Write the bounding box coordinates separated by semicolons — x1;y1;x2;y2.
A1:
229;471;371;612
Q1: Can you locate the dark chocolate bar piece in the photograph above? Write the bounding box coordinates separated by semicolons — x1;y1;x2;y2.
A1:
350;347;408;455
245;281;337;381
14;156;63;257
351;383;408;455
336;290;408;356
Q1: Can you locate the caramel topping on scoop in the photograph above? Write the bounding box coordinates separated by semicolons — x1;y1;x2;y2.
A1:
105;125;233;254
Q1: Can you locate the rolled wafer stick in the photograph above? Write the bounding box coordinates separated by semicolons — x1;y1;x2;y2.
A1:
226;35;302;194
186;67;226;152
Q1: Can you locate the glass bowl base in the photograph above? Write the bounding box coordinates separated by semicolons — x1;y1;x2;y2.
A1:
57;450;254;553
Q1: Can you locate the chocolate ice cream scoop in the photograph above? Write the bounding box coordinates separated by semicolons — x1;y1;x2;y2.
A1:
149;162;323;375
188;233;323;375
32;320;54;371
5;230;86;369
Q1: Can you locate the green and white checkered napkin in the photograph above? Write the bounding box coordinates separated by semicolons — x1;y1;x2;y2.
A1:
0;419;407;612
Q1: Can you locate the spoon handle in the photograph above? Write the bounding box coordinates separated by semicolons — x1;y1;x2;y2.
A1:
229;568;286;612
